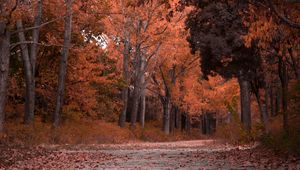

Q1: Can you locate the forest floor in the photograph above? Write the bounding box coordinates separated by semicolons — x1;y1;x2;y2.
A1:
1;140;300;169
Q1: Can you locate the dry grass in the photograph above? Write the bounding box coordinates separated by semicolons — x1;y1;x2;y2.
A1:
262;114;300;155
0;119;203;146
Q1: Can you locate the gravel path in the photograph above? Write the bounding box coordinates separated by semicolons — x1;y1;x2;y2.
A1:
1;140;299;169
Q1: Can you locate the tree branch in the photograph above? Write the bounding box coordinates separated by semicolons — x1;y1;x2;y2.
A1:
268;0;300;29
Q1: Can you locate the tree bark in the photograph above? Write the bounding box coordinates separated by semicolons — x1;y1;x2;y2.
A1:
288;48;300;81
16;20;35;124
54;0;72;127
27;0;43;123
130;46;142;129
170;105;176;133
275;84;281;115
175;107;181;130
253;89;269;134
130;85;140;128
0;22;10;132
279;57;289;134
238;73;251;132
138;54;146;128
162;98;171;135
270;87;275;116
130;20;143;129
118;32;130;128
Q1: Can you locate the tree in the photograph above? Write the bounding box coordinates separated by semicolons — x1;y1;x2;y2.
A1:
184;1;259;132
0;22;10;132
243;1;300;134
53;0;73;127
105;0;168;129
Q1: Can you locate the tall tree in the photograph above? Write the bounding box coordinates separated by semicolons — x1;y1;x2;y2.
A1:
184;1;258;132
0;22;10;132
54;0;73;127
16;19;35;124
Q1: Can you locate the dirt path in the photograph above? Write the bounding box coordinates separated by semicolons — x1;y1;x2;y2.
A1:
1;140;299;169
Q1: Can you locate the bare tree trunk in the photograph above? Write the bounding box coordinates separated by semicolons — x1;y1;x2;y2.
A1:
28;0;42;122
270;87;275;116
288;48;300;81
130;20;143;129
265;85;269;117
275;84;281;115
130;83;140;128
130;49;142;129
175;107;181;129
118;33;130;128
140;91;146;128
238;73;251;132
119;0;130;127
138;54;146;128
279;58;288;134
54;0;72;127
253;89;269;134
0;22;10;132
16;20;35;124
162;98;171;135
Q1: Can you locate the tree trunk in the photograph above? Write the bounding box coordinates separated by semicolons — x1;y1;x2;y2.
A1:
16;20;35;124
275;84;281;115
238;74;251;132
162;98;171;135
0;22;10;132
130;51;143;129
279;58;289;134
130;85;139;128
253;90;269;134
265;85;269;117
140;92;146;128
288;48;300;81
175;107;181;130
185;113;191;132
130;20;143;129
118;30;130;128
139;55;146;128
54;0;72;127
170;105;176;133
270;87;275;116
28;0;42;123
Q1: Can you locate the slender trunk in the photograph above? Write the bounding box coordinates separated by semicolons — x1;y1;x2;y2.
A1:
130;51;142;129
238;74;251;132
270;87;275;116
275;84;281;115
16;20;35;124
30;0;42;75
27;0;42;123
185;113;190;132
130;20;142;129
162;98;171;135
139;55;146;128
175;107;181;129
130;77;141;129
0;22;10;132
278;57;288;134
118;32;130;128
253;90;269;133
54;0;72;127
140;92;145;128
288;48;300;81
170;105;176;133
265;85;269;117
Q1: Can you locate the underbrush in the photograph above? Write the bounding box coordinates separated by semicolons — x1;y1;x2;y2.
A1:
215;96;261;144
261;115;300;156
0;119;203;146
